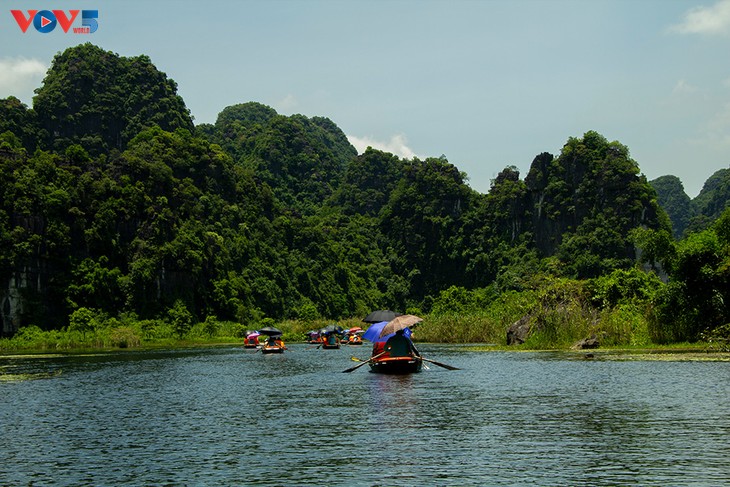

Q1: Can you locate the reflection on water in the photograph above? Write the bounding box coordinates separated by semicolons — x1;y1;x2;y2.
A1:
1;345;729;486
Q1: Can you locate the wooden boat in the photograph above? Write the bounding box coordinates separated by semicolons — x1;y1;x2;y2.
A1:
322;335;340;349
261;344;285;354
243;334;260;348
369;355;422;374
261;338;286;354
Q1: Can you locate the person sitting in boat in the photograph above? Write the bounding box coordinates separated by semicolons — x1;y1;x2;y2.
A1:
326;333;339;346
384;329;419;357
372;340;386;357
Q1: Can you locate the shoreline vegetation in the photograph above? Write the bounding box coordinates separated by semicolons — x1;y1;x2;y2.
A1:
2;272;728;356
2;339;728;362
6;271;728;355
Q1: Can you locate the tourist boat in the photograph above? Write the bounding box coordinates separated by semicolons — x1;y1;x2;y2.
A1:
305;331;322;344
261;336;286;354
243;331;260;348
321;333;341;349
261;343;285;354
347;335;363;345
368;355;423;374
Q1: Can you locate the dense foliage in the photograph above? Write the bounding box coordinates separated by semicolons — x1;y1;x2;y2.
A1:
0;44;726;349
651;168;730;238
649;175;692;239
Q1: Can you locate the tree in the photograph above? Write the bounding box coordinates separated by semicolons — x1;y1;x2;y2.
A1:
636;208;730;342
0;96;38;151
168;299;193;338
69;307;97;338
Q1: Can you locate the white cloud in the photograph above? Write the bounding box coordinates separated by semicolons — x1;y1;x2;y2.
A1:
0;57;47;104
670;0;730;35
672;79;698;95
347;133;419;159
702;101;730;146
274;94;298;113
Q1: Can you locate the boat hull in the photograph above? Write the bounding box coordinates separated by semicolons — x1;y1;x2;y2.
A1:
369;356;422;374
322;344;340;349
261;346;285;354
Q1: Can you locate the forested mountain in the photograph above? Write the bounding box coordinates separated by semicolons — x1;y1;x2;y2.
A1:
200;102;356;214
650;167;730;238
690;168;730;231
650;175;692;238
33;43;194;155
0;43;700;338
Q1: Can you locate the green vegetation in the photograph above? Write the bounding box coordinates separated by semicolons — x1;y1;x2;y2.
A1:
650;175;692;238
1;44;728;352
651;167;730;237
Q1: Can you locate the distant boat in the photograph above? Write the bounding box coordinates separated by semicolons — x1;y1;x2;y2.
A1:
243;332;260;349
347;335;363;345
322;332;340;349
261;343;286;354
261;335;287;354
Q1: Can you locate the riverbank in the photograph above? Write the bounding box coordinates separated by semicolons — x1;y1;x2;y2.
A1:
2;339;727;361
2;313;727;356
465;343;730;361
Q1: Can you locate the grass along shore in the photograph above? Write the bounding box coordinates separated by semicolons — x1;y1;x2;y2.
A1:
0;312;726;356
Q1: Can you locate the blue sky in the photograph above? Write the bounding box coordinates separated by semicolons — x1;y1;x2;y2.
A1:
1;0;730;197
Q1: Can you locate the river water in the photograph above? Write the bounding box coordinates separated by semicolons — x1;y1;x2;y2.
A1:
1;344;728;486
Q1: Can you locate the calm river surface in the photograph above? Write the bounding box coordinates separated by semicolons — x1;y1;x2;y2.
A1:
1;344;729;486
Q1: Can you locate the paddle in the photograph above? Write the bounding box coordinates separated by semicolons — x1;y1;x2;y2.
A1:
421;357;460;370
342;351;386;373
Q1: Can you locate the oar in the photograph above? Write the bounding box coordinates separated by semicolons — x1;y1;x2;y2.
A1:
342;351;386;373
421;357;460;370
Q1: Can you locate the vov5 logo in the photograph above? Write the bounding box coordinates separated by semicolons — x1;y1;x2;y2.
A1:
11;10;98;34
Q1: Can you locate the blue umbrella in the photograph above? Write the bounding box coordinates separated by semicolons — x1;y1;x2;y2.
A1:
362;321;412;343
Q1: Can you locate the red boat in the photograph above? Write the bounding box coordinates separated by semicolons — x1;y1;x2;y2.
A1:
369;355;423;374
322;334;340;349
347;335;363;345
261;336;287;354
261;344;286;354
